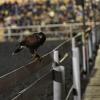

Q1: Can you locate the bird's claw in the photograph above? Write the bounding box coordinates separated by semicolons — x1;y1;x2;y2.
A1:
35;54;42;62
32;54;42;62
38;57;43;62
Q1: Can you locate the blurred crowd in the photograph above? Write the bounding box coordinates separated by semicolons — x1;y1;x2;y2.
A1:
0;0;100;27
0;0;100;41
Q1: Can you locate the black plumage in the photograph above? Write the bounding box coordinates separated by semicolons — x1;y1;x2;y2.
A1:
12;32;46;59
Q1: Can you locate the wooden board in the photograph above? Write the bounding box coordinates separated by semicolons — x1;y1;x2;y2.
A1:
84;49;100;100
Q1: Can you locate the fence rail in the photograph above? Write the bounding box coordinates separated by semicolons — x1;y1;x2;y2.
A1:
0;23;100;100
0;22;100;41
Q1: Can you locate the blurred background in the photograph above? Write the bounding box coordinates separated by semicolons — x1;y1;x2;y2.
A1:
0;0;100;41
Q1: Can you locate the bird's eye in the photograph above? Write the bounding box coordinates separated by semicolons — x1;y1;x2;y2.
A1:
39;35;42;38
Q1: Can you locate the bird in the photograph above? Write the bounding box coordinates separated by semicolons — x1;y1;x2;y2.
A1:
12;32;46;60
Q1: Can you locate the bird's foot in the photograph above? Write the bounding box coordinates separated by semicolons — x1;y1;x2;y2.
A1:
32;54;42;62
35;54;42;62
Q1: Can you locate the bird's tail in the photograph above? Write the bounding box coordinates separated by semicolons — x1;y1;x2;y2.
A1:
12;45;24;55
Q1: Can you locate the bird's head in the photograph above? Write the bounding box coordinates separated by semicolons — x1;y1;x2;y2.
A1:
32;32;46;44
35;32;46;44
38;32;46;39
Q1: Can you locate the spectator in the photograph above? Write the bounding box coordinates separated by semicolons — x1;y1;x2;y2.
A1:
0;0;99;29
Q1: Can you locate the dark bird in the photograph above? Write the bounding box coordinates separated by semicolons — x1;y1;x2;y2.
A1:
12;32;46;60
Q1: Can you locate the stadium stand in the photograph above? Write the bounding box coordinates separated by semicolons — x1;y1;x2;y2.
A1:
0;0;99;27
0;0;99;42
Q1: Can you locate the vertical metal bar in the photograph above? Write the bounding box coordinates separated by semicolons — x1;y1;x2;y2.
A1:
69;24;73;40
82;33;87;75
81;1;88;75
52;50;65;100
19;33;23;42
72;37;75;49
8;27;12;41
82;4;86;33
88;33;92;60
38;26;41;33
92;29;96;53
72;47;81;100
52;50;62;100
90;0;97;44
86;39;89;75
53;50;59;64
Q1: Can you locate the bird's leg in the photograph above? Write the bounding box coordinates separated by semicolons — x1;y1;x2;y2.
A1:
33;50;42;62
32;54;36;59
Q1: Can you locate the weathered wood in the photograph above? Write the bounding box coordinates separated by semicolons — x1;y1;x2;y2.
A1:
84;49;100;100
84;86;100;97
85;97;100;100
